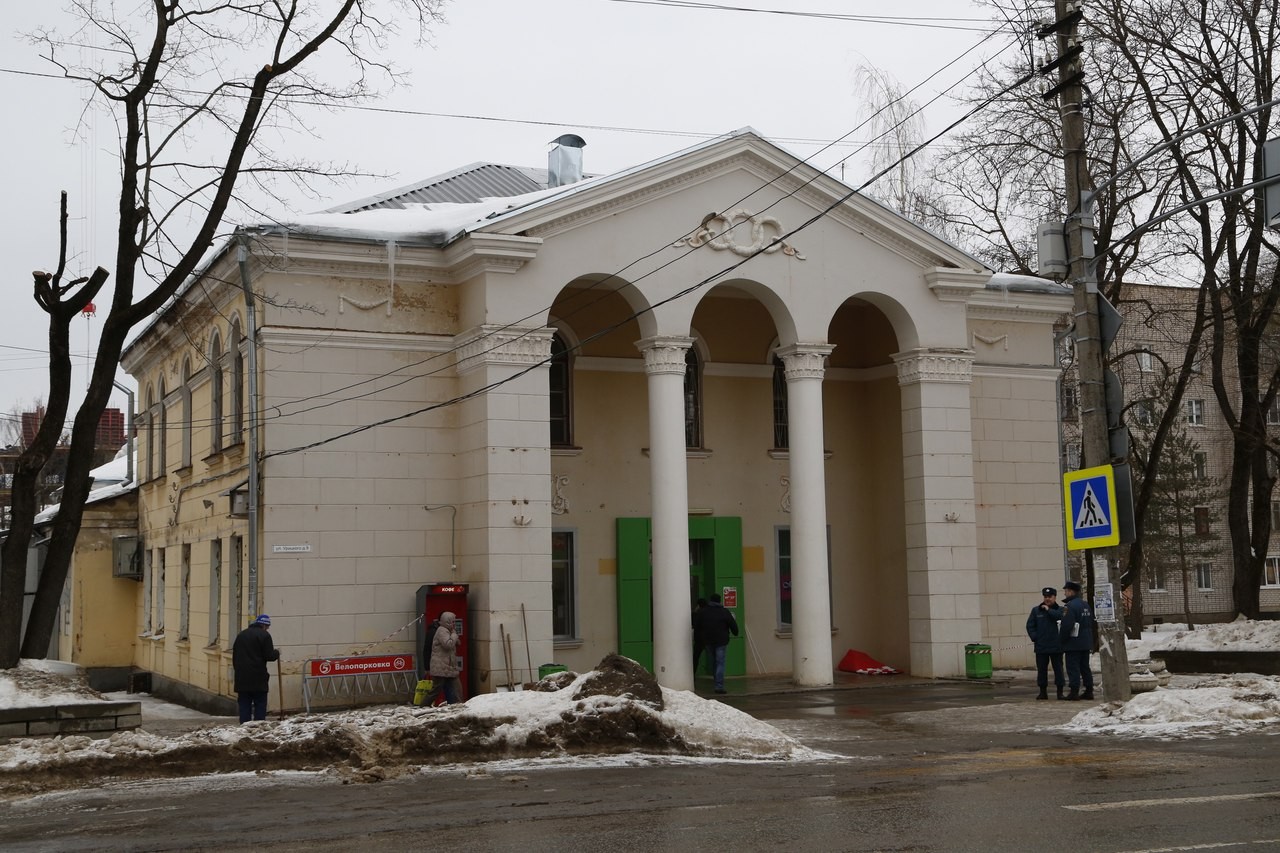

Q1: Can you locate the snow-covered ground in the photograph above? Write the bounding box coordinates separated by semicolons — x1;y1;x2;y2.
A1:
0;662;827;797
1;620;1278;796
1058;617;1280;739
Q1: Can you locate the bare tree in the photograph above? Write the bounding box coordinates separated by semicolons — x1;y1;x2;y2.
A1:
933;0;1279;621
0;0;446;669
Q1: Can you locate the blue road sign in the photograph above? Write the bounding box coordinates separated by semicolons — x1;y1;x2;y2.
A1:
1063;464;1119;550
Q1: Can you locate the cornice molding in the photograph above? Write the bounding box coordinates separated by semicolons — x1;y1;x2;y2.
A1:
455;325;555;375
893;348;975;385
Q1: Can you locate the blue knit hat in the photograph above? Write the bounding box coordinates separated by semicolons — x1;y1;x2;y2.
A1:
254;614;272;626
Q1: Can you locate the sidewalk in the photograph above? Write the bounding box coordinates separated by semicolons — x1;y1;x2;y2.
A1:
115;669;1040;736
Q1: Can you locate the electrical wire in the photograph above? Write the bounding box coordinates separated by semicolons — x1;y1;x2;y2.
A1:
263;63;1038;460
251;27;1021;423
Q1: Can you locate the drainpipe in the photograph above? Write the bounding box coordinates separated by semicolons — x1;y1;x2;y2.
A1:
112;380;135;486
236;231;262;617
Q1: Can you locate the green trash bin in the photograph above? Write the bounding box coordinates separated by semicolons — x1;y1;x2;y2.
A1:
964;643;993;679
538;663;568;680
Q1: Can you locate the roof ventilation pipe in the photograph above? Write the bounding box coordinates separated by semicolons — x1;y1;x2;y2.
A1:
548;134;587;188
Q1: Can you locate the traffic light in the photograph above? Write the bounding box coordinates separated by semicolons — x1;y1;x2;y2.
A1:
1096;292;1136;544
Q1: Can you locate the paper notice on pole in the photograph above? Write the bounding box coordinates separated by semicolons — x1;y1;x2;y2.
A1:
1093;582;1116;623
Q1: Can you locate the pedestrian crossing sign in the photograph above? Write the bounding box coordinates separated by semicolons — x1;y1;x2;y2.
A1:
1063;465;1119;550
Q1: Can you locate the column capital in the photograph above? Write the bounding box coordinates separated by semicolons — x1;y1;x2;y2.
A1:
893;348;974;385
777;343;835;381
455;325;555;375
636;336;694;375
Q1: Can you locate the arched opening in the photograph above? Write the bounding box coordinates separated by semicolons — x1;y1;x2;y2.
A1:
157;378;168;474
826;296;909;670
230;319;244;443
209;332;223;453
181;358;193;468
549;331;573;448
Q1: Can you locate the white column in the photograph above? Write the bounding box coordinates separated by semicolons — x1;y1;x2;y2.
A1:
780;343;836;686
637;336;694;691
893;348;980;678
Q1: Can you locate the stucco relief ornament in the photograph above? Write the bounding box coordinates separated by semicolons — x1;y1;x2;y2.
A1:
673;210;806;260
339;241;397;316
551;474;570;515
780;475;791;514
972;332;1009;351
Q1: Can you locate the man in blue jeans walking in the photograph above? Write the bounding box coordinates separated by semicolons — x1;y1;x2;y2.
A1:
692;593;739;694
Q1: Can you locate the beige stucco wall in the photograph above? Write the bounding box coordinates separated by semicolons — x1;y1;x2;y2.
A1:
53;497;139;668
114;134;1074;704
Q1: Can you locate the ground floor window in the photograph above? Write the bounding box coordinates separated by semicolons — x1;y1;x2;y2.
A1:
776;526;831;629
179;544;191;641
228;535;243;644
142;550;153;634
552;529;577;639
1148;563;1166;592
1265;556;1280;588
1195;562;1212;591
155;547;166;634
209;539;222;646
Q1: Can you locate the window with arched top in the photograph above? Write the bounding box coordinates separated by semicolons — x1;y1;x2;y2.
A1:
157;378;168;474
684;346;703;449
549;332;574;447
772;355;789;450
210;333;224;453
230;320;244;443
181;358;193;468
145;385;156;481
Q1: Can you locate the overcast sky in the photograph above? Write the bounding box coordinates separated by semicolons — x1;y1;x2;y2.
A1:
0;0;1019;435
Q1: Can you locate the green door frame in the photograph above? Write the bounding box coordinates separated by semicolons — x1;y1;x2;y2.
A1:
616;516;745;678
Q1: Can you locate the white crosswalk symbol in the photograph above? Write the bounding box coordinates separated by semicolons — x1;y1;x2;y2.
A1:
1074;482;1110;531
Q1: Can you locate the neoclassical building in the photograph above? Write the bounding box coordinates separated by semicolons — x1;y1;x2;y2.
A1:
111;129;1071;707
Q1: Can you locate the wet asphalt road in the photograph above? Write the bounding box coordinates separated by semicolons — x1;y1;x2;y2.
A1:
4;678;1280;852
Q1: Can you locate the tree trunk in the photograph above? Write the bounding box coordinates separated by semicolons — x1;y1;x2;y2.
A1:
0;303;76;668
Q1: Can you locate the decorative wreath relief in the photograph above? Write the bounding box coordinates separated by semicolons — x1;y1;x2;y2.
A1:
673;210;806;260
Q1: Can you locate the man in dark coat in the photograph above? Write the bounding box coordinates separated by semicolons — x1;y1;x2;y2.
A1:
1025;586;1064;700
1059;581;1095;701
692;593;738;694
232;614;280;723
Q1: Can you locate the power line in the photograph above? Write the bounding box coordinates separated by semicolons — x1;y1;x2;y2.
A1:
263;62;1037;460
601;0;996;32
254;30;1019;424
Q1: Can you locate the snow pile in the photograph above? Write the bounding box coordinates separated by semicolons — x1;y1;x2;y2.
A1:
1125;618;1280;660
0;667;817;795
0;660;103;708
1061;674;1280;739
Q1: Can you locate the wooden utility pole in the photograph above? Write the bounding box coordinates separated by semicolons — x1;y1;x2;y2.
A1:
1049;0;1131;702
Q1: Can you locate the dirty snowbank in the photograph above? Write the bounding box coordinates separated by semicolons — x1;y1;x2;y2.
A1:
1126;617;1280;660
0;659;103;708
1060;673;1280;739
0;669;820;795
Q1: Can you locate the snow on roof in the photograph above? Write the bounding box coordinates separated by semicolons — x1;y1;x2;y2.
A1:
271;128;765;247
986;272;1072;294
33;442;137;525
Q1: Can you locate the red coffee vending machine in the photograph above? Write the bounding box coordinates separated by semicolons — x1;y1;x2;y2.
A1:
416;583;470;700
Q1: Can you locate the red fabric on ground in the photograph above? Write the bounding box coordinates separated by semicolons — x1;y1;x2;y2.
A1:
837;649;902;675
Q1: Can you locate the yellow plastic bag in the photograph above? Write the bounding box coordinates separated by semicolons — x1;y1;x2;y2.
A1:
412;678;433;706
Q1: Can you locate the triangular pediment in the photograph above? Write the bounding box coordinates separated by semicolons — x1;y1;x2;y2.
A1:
470;129;986;274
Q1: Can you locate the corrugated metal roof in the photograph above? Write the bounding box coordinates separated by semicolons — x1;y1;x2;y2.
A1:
326;163;551;212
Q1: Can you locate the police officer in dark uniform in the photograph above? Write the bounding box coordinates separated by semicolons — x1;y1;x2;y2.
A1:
1026;586;1064;700
1059;580;1095;701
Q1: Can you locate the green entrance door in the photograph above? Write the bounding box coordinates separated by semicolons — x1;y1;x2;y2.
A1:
617;516;744;679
